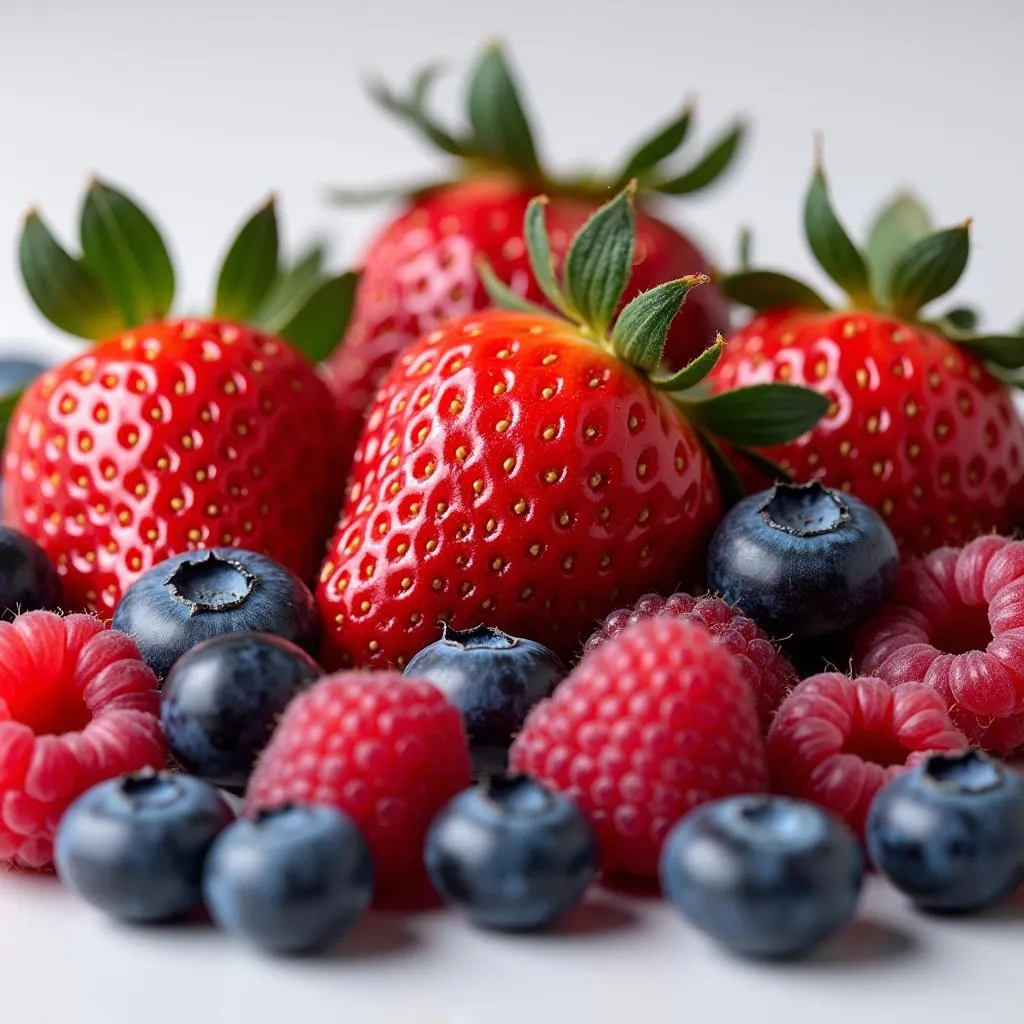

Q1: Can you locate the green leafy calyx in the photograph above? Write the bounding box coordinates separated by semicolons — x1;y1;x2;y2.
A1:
19;180;359;363
480;183;830;463
722;156;1024;370
330;41;746;203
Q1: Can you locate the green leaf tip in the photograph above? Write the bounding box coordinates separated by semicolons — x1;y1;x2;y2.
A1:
79;179;176;328
803;158;871;305
214;196;281;323
612;274;708;373
681;382;830;447
889;220;971;319
562;182;637;338
866;191;933;307
652;332;724;391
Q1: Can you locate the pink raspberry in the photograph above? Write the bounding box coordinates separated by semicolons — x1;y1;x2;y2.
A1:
511;617;769;880
245;672;471;903
583;592;797;731
767;672;968;838
855;536;1024;754
0;611;166;869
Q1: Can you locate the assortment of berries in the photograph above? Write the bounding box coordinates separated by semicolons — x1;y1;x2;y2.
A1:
4;37;1024;969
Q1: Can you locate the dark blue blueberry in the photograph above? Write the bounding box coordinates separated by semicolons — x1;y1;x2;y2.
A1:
404;624;566;776
424;774;597;931
54;769;235;923
0;355;48;398
866;749;1024;913
203;804;373;956
161;632;323;791
660;795;864;959
113;548;321;681
705;480;898;640
0;525;60;615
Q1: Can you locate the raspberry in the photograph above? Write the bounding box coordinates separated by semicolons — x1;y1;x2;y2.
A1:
0;610;166;869
767;673;968;838
854;536;1024;754
584;592;797;730
245;672;471;902
510;618;769;880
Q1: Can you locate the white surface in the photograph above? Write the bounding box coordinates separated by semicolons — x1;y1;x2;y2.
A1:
3;869;1023;1024
2;0;1024;1020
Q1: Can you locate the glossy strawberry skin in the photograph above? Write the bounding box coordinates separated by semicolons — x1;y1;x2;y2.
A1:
711;310;1024;554
317;311;722;670
323;179;727;456
2;320;345;614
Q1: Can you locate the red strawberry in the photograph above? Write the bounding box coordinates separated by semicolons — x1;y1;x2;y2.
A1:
316;184;828;669
4;182;357;611
323;44;742;464
710;161;1024;554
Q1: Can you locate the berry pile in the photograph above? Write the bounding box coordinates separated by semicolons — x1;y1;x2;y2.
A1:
2;37;1024;966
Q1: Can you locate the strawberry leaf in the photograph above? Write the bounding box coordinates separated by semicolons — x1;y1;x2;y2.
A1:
477;257;550;316
889;223;971;319
466;43;541;177
723;270;830;313
614;105;693;186
943;306;979;332
563;184;636;338
214;197;280;323
681;383;830;447
652;122;746;195
18;211;124;340
0;385;26;450
253;242;328;332
79;179;176;327
951;333;1024;370
653;334;725;392
277;271;358;363
524;197;573;316
865;192;932;306
612;276;708;372
804;163;871;305
366;65;469;159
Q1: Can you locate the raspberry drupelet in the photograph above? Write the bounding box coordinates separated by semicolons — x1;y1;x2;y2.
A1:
855;536;1024;754
511;617;769;880
583;592;797;731
767;673;968;838
0;611;166;869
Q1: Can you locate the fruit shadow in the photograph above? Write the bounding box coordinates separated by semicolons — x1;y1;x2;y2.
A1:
331;911;421;960
551;895;641;939
768;915;919;972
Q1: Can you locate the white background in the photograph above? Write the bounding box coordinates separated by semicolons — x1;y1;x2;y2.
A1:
1;0;1024;1020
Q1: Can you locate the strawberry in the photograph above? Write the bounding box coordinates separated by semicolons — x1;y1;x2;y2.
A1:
323;43;743;468
316;183;828;669
710;160;1024;554
4;181;358;612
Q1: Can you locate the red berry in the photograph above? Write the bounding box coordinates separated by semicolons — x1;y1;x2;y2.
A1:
583;591;797;730
710;166;1024;555
510;618;769;879
767;673;968;838
855;536;1024;754
325;180;727;463
0;610;166;869
245;672;471;902
316;187;823;670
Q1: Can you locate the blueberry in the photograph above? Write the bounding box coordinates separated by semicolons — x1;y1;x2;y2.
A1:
705;480;898;640
660;795;864;958
54;769;235;923
0;525;60;614
404;624;566;775
866;749;1024;913
424;774;597;931
203;804;374;955
113;548;321;681
161;632;323;791
0;355;48;398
